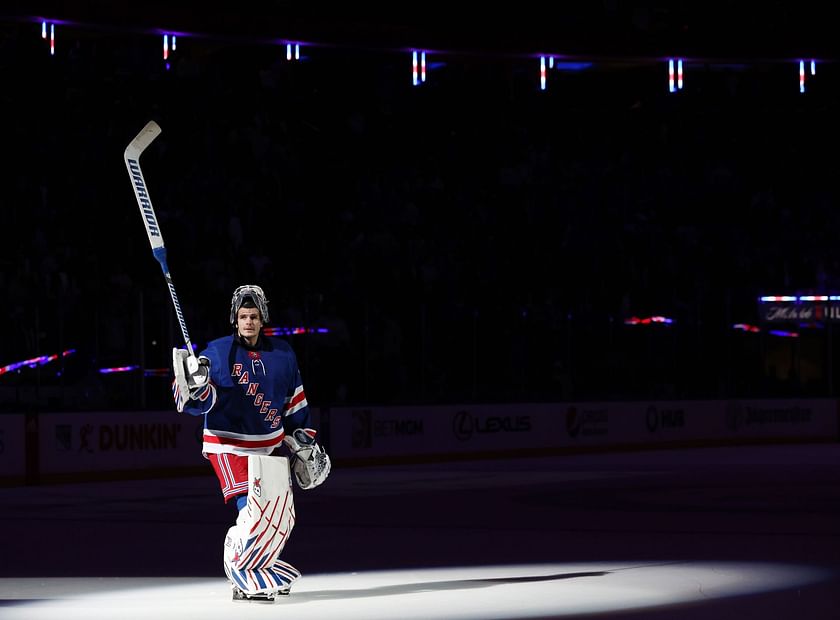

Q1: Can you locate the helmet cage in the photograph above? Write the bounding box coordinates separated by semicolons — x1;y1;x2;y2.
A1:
230;285;270;326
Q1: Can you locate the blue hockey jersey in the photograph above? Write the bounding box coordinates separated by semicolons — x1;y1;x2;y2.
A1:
182;334;311;455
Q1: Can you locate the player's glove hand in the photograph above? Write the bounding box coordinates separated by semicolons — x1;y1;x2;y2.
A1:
172;348;210;412
284;428;331;490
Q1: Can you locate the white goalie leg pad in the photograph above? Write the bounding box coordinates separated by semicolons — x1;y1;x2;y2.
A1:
223;455;299;595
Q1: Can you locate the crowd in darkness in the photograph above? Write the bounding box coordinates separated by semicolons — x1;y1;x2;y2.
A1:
2;22;840;411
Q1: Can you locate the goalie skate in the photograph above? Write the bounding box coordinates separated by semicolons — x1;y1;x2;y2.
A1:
232;584;290;603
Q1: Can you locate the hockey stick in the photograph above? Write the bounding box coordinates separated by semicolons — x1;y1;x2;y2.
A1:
124;121;198;369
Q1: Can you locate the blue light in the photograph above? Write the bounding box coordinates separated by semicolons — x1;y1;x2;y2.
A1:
552;61;593;71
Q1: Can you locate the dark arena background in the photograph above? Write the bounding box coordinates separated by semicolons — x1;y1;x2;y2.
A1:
1;3;839;619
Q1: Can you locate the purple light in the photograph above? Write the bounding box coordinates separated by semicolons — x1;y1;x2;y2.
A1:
0;349;76;376
99;365;140;374
263;326;330;336
769;329;799;338
163;34;168;60
50;23;54;56
144;368;170;377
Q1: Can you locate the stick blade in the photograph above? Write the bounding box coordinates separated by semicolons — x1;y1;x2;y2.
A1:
124;121;162;159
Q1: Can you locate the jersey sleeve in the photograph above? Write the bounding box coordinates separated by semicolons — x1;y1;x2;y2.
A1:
281;353;311;432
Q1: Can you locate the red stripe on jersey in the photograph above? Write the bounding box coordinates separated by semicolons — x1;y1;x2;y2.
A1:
203;433;285;449
283;390;306;411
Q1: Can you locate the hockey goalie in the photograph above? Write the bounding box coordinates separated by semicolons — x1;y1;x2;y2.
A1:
172;285;331;602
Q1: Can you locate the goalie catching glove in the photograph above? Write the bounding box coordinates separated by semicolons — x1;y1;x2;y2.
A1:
172;348;210;413
284;428;331;490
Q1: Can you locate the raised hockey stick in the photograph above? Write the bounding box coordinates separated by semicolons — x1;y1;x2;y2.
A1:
124;121;198;368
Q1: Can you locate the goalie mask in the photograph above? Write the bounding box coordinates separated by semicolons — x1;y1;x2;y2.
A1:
230;285;270;326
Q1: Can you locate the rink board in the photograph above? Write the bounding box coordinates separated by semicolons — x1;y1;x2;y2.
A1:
0;400;836;482
323;398;840;461
0;414;26;480
36;410;207;476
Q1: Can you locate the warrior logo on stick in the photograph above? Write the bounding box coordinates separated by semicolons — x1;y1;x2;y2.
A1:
126;158;160;237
